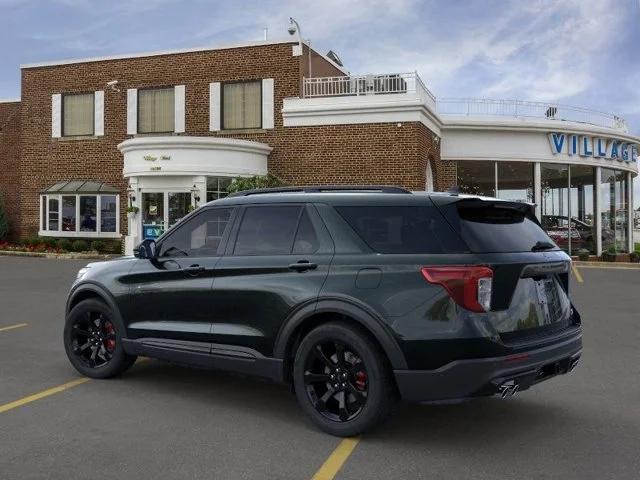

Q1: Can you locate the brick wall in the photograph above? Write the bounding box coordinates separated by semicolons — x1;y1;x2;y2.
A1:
0;101;21;239
16;42;442;237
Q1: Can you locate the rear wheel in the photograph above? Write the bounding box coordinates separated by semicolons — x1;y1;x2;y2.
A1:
293;322;395;436
64;299;136;379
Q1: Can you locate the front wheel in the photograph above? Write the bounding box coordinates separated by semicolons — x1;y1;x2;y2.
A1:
63;298;137;379
293;322;396;436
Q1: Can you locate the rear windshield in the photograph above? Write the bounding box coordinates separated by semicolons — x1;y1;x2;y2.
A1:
441;200;557;253
335;205;468;254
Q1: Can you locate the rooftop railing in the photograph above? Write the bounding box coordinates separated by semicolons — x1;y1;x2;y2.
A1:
302;72;436;107
436;98;628;132
301;73;628;132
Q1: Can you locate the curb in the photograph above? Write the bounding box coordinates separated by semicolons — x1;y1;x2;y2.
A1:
0;250;121;260
573;261;640;269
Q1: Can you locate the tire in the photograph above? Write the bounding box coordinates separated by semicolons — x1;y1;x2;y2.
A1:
63;298;137;379
293;322;396;436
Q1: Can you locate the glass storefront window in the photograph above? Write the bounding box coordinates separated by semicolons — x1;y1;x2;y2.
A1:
206;176;232;202
100;195;117;233
541;164;570;253
569;165;596;254
79;196;97;232
40;192;119;237
601;168;629;253
61;196;76;232
168;192;191;228
497;162;534;203
457;161;495;197
48;197;59;231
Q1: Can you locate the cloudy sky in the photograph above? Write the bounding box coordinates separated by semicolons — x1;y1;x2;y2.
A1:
1;0;639;199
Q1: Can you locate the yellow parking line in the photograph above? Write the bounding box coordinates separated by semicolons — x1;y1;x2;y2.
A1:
311;437;360;480
0;323;28;333
0;378;89;414
571;264;584;283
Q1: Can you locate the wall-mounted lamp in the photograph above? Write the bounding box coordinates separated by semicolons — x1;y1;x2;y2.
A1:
127;186;136;204
191;184;201;206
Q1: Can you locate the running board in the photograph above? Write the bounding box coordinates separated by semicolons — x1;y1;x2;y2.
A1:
122;338;284;382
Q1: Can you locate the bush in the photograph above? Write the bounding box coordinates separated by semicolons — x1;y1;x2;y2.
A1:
91;240;106;253
227;174;287;194
0;194;9;241
40;236;58;248
630;251;640;263
58;238;73;252
22;235;40;247
71;239;89;252
602;245;617;262
577;249;590;261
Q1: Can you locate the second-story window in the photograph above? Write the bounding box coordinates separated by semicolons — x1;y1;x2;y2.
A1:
63;93;94;136
138;87;175;133
222;81;261;130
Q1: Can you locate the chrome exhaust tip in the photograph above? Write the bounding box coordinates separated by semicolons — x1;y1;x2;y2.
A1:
498;381;518;398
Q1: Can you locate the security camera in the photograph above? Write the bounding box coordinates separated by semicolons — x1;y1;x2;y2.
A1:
288;24;297;35
107;80;120;92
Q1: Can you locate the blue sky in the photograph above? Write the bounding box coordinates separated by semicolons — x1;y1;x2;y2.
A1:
1;0;639;201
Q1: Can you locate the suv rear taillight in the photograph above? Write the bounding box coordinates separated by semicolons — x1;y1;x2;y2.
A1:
421;266;493;313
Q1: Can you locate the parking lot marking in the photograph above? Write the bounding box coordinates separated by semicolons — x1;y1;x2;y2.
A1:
0;323;28;333
311;437;360;480
571;264;584;283
0;378;89;414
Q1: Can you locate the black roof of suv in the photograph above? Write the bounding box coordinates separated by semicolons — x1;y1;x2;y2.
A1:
64;185;582;437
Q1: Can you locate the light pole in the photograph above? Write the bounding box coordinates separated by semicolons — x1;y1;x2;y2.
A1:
288;17;312;82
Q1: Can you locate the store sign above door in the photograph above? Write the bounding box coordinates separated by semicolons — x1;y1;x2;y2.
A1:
548;133;638;163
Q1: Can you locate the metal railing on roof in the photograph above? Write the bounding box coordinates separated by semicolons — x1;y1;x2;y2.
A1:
302;72;436;104
436;97;628;132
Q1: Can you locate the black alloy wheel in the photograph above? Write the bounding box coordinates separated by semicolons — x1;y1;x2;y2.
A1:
293;322;395;437
64;299;137;379
304;340;369;422
70;311;117;368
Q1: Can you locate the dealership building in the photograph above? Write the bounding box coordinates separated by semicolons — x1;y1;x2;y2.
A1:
0;38;637;255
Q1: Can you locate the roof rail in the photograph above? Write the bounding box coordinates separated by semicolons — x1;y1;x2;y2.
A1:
228;185;412;197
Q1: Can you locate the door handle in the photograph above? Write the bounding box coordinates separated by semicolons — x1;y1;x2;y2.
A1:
185;264;206;275
288;260;318;272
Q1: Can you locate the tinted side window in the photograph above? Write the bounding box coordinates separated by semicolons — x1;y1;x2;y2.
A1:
234;206;301;255
335;206;467;254
158;208;232;257
293;209;319;254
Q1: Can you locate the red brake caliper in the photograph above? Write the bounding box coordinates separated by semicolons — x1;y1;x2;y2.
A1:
355;371;367;391
104;321;116;352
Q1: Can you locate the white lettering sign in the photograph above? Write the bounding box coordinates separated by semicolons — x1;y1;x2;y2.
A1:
548;133;638;163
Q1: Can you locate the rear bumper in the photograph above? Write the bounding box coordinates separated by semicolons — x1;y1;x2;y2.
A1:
394;330;582;402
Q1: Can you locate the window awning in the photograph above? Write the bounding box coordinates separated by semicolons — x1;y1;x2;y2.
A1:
41;180;119;194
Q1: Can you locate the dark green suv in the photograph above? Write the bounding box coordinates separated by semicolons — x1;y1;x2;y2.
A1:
64;186;582;436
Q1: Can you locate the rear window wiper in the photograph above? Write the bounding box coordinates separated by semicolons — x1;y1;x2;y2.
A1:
531;241;556;252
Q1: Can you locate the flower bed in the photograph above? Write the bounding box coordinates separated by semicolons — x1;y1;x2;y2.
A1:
0;237;122;255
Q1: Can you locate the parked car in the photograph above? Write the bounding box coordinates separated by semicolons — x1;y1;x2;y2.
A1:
64;186;582;436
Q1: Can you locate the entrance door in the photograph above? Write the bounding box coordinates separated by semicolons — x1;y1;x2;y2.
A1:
142;192;165;240
168;192;191;228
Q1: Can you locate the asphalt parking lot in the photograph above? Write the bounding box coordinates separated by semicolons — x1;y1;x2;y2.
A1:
0;256;639;480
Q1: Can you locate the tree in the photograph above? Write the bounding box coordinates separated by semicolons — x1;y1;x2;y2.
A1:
0;193;9;241
227;174;287;194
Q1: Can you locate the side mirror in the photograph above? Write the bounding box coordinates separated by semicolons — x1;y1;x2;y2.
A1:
134;239;157;259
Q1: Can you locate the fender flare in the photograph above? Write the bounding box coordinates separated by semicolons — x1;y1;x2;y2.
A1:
66;282;125;328
273;297;408;370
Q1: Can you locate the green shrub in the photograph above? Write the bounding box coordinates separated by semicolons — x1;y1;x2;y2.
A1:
22;235;40;247
104;239;122;254
577;249;590;261
227;174;286;194
71;239;89;252
0;193;9;241
40;237;58;248
630;251;640;263
91;240;106;253
58;238;73;251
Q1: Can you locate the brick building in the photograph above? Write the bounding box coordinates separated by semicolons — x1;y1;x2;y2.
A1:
0;37;638;255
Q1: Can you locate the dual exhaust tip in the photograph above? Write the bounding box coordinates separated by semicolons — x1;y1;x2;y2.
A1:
498;380;519;399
